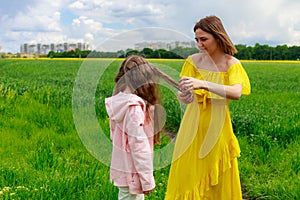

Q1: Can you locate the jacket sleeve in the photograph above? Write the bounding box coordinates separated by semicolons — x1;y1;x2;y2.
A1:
125;105;155;192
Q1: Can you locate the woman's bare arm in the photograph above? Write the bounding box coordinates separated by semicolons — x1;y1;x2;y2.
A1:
179;76;242;100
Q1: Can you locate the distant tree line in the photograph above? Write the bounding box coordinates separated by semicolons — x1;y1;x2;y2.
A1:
235;43;300;60
47;47;191;59
47;43;300;60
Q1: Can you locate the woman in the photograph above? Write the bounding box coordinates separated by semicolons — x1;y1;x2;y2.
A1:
164;15;251;199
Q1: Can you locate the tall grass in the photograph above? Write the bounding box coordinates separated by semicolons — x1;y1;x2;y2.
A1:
0;59;117;199
0;59;299;199
230;62;300;199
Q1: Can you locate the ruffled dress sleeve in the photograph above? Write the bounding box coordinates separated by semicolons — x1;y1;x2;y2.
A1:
227;63;251;95
180;56;197;78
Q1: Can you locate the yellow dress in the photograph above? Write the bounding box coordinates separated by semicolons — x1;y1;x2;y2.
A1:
164;56;251;200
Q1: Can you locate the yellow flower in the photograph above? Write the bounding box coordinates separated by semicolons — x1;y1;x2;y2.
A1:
2;187;11;192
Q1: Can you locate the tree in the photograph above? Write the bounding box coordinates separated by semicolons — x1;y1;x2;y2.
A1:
75;48;81;58
47;51;55;58
140;48;154;58
171;47;198;58
117;50;125;58
253;43;272;60
288;46;300;60
272;45;289;60
125;49;139;57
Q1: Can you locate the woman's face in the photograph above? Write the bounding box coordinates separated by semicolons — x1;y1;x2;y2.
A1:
195;28;218;55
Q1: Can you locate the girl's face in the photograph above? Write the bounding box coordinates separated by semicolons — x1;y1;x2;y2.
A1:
194;28;218;55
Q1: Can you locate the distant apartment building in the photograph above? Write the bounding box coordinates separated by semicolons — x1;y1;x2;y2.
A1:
20;42;90;55
134;41;197;51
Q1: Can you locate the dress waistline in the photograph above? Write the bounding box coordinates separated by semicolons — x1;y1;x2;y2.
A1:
197;95;228;109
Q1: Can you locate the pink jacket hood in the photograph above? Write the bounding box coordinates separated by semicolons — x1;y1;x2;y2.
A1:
105;92;146;123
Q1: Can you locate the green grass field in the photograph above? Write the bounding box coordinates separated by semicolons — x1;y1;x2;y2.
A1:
0;58;299;199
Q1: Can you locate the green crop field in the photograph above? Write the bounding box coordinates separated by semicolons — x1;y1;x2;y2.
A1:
0;58;299;199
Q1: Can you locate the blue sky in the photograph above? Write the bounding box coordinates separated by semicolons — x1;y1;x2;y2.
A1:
1;0;300;53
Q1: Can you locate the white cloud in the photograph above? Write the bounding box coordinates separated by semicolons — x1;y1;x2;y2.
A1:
68;0;166;26
69;1;87;10
85;33;94;41
69;16;100;47
0;0;299;53
226;0;300;46
72;19;81;27
12;0;64;32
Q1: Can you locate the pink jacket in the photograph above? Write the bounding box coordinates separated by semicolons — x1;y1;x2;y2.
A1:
105;92;155;194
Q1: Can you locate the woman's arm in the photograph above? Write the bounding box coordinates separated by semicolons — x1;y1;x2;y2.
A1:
179;76;242;100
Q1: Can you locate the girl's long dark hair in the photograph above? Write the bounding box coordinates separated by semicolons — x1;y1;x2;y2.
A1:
114;55;179;144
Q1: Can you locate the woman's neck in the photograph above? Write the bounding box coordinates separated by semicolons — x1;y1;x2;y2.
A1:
209;49;225;64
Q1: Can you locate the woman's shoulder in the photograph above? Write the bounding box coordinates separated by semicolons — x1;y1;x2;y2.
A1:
189;52;208;66
182;54;200;68
224;55;243;72
226;55;241;67
190;52;205;60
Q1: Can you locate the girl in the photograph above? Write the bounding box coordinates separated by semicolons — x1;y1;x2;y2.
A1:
105;55;178;200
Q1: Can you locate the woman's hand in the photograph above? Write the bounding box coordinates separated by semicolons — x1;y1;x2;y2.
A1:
179;76;205;92
178;90;194;104
180;76;243;100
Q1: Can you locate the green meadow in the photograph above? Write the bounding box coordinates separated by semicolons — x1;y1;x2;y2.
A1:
0;58;299;199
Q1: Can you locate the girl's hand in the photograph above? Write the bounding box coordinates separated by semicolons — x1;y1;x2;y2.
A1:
143;190;152;195
179;76;203;92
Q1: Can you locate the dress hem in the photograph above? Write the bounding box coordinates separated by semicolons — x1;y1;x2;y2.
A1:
164;138;240;200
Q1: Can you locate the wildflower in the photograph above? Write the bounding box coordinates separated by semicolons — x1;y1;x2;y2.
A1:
17;186;29;190
2;187;11;192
